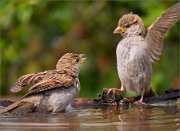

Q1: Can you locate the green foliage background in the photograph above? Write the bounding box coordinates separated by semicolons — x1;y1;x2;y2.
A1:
0;0;179;98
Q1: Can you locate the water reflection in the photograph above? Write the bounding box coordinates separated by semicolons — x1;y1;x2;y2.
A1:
0;105;180;131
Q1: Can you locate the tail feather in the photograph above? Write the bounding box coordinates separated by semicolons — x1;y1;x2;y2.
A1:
145;87;157;97
1;101;35;115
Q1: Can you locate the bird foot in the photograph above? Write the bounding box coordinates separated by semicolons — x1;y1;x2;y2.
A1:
107;88;123;96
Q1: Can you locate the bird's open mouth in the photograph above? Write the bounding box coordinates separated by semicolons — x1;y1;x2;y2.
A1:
79;54;86;64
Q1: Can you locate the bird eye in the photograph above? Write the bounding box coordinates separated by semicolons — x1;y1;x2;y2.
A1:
76;58;80;63
125;24;130;28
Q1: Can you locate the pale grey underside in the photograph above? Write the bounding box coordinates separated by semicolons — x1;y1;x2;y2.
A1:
38;84;80;113
116;36;152;95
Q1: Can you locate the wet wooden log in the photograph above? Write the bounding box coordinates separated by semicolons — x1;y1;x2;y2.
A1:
71;88;180;107
143;89;180;102
0;88;180;108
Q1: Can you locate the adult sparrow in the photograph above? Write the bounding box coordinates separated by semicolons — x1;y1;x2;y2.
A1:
109;3;180;104
1;53;86;115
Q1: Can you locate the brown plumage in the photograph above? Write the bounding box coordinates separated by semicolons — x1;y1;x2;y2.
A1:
110;3;180;104
1;53;86;115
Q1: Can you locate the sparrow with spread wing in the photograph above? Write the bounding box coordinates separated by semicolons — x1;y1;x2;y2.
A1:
109;3;180;104
1;53;86;115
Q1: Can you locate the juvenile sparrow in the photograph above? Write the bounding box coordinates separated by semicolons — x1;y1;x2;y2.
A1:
109;3;180;104
1;53;86;115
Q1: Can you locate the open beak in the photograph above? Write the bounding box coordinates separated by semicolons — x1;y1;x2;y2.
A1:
113;26;126;34
79;54;86;64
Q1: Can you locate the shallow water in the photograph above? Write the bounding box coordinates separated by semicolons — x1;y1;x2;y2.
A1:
0;105;180;131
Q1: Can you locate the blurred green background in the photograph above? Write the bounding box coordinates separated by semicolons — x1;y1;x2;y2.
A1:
0;0;179;98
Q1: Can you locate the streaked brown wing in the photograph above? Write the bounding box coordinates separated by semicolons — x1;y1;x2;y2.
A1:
145;2;180;63
10;70;52;93
21;73;75;98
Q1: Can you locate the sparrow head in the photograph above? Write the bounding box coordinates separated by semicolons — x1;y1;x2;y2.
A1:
114;13;146;37
56;53;86;76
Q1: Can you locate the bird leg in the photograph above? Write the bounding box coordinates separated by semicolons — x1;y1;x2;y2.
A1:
134;88;145;105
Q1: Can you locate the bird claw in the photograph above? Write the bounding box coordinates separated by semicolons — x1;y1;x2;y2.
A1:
134;100;145;105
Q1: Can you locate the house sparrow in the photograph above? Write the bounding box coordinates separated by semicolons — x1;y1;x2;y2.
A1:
109;3;180;104
1;53;86;115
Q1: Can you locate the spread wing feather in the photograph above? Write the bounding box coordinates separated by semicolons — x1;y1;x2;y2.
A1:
10;70;52;93
145;2;180;63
